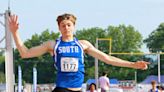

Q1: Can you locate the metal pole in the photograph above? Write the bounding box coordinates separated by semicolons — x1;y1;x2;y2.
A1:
18;66;22;92
0;13;5;50
95;38;99;91
33;67;37;92
158;52;161;83
135;71;138;92
109;38;112;55
5;10;15;92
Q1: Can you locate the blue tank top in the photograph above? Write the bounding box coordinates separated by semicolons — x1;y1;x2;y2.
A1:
150;89;158;92
53;37;85;88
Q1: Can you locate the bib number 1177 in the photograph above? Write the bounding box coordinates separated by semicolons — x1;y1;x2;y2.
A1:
61;57;78;72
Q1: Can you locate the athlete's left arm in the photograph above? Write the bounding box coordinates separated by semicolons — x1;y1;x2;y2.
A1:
79;40;149;70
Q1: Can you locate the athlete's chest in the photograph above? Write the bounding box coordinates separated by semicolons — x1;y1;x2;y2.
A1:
56;41;82;54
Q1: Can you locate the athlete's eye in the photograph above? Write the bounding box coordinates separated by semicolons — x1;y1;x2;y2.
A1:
62;25;65;28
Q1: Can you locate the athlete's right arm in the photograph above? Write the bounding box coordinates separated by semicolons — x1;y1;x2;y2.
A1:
8;14;54;58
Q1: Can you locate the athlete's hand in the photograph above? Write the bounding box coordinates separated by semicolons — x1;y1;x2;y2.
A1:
8;14;19;34
133;61;150;70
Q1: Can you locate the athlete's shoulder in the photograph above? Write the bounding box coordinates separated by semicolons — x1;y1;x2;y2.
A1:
78;40;91;46
78;40;94;50
79;40;92;45
42;40;56;49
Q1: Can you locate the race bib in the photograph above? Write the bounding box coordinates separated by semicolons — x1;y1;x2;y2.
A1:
61;57;78;72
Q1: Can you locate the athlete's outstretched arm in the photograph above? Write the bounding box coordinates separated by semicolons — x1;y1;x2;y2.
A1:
81;40;149;70
8;14;53;58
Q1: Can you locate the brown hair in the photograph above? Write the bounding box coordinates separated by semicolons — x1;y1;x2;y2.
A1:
56;13;77;25
151;80;156;85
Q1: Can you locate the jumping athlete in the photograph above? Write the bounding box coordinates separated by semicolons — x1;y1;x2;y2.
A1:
8;13;150;92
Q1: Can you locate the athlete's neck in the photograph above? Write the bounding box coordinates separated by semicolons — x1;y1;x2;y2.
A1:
62;36;74;42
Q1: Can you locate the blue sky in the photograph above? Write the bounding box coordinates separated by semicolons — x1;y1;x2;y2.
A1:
0;0;164;52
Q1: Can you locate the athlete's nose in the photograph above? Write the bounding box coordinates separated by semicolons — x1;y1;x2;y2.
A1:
65;25;69;30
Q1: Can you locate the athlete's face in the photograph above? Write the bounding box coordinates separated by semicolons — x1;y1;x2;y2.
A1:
59;20;75;37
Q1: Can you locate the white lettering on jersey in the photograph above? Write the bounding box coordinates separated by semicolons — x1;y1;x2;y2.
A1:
58;46;79;53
